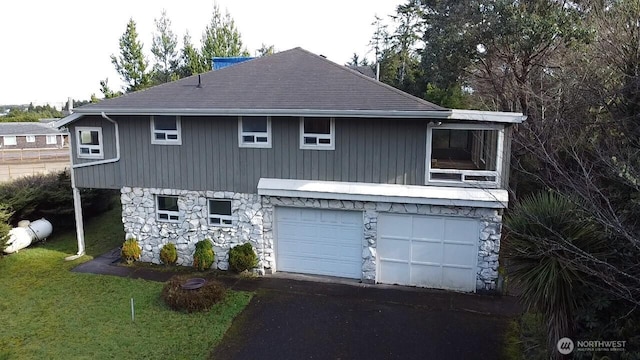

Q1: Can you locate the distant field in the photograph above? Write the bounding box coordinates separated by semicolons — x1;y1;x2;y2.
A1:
0;161;70;182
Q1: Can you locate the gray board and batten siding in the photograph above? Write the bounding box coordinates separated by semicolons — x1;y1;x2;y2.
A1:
70;115;512;192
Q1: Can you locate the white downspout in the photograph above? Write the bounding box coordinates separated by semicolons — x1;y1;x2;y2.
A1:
64;112;121;260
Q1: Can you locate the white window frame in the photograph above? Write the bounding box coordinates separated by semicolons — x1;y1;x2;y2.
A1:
25;135;35;143
151;116;182;145
299;117;335;150
208;199;234;227
3;136;16;146
426;123;504;188
76;127;103;159
156;195;180;223
238;116;272;148
46;135;57;145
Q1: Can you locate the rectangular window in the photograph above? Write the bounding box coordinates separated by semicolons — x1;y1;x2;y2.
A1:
239;116;271;148
3;136;16;146
300;117;335;150
151;115;181;145
156;195;180;222
76;127;103;159
25;135;35;143
427;123;503;187
46;135;57;145
208;199;233;227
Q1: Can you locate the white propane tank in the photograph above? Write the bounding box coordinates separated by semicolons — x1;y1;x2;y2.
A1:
28;219;53;241
3;218;52;254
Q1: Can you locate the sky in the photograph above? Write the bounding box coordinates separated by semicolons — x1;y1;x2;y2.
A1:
0;0;404;108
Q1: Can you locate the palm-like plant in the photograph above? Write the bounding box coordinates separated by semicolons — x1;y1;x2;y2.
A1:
503;192;606;358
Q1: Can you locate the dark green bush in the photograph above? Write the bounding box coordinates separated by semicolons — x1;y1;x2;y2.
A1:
229;243;258;273
160;243;177;265
0;170;117;231
0;204;12;254
193;239;214;271
121;238;141;264
161;275;226;312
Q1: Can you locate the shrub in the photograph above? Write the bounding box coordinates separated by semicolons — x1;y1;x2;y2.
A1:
229;243;258;273
161;275;227;312
0;170;117;231
503;192;606;356
0;204;12;255
159;243;177;265
193;239;214;271
121;238;141;264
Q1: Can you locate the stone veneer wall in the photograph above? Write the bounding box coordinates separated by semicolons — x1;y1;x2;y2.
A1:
121;187;267;272
121;187;503;291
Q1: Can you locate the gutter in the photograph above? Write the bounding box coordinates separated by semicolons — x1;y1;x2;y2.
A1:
57;108;527;125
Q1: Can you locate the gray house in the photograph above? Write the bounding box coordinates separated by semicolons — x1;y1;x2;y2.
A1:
58;48;525;292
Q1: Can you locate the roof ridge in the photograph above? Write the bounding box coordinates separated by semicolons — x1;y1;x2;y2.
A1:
294;47;445;110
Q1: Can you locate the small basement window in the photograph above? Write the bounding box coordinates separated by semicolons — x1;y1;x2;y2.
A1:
300;117;334;150
239;116;271;148
427;123;503;186
151;115;181;145
156;195;180;222
208;199;233;227
76;127;103;159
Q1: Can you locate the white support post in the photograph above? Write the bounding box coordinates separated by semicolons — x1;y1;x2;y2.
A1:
65;134;85;261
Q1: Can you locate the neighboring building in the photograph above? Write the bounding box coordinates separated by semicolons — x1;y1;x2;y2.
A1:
58;48;525;292
0;122;68;149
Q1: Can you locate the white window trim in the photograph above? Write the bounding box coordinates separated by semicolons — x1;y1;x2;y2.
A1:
299;117;335;150
25;135;35;143
46;135;57;145
3;136;16;146
425;123;504;188
76;127;103;159
156;195;180;223
151;116;182;145
238;116;272;148
208;199;234;227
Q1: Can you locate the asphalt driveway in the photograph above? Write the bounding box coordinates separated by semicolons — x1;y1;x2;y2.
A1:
212;276;521;360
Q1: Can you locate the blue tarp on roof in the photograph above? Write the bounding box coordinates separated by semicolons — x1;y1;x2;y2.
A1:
212;57;254;70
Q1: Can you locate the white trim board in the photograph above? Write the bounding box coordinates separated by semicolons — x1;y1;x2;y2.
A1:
257;178;508;209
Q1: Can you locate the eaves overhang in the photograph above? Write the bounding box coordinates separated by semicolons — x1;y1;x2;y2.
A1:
56;108;526;128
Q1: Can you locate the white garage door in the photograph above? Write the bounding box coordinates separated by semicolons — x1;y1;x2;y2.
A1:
276;207;363;279
377;213;479;292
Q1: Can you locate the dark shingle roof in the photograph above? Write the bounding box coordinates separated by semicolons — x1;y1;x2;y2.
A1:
77;48;443;113
0;122;65;136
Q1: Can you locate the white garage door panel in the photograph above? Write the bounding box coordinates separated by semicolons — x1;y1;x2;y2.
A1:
378;214;479;291
276;208;363;279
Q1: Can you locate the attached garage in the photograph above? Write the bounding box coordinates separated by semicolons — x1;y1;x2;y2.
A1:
275;207;363;279
377;213;479;292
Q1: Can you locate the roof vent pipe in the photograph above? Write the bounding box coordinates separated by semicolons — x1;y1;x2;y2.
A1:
376;63;380;81
197;74;203;88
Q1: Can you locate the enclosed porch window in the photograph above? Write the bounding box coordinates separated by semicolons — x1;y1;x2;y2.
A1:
427;124;504;186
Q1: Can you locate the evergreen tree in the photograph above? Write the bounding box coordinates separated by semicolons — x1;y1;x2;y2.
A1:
178;32;207;77
200;3;249;70
110;18;151;92
151;10;179;84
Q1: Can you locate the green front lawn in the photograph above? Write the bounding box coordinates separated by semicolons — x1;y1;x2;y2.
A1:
0;204;252;359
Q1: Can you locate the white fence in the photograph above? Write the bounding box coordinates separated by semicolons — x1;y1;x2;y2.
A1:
0;148;69;163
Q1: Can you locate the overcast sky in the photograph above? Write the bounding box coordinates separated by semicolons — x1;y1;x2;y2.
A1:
0;0;403;107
